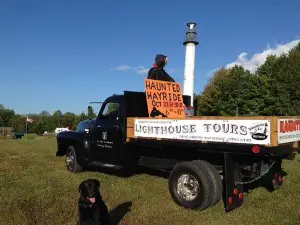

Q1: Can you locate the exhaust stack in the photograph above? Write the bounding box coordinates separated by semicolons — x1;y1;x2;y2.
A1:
183;22;199;106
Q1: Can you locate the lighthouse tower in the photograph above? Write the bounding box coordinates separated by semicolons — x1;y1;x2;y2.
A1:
183;22;199;107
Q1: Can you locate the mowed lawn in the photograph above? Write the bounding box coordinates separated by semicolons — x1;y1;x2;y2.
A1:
0;137;300;225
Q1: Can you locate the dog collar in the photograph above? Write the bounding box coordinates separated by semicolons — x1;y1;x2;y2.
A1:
79;202;93;208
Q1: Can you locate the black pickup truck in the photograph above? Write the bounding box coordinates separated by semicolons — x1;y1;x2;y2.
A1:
56;91;297;212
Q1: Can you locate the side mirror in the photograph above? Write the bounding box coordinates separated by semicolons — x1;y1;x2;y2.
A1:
88;106;93;119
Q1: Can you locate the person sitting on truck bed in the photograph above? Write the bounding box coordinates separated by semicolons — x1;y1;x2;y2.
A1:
147;54;175;82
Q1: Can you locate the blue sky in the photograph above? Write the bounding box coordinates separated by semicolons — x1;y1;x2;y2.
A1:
0;0;299;115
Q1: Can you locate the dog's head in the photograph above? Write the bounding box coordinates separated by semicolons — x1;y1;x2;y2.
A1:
78;179;101;204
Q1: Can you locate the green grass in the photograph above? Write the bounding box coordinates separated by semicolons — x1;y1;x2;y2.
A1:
24;133;40;139
0;138;300;225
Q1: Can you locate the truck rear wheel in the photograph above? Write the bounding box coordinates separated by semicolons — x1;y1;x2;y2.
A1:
168;161;214;210
65;146;83;173
192;160;223;206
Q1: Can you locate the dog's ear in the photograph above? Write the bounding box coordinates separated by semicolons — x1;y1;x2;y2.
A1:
92;179;100;188
78;181;85;193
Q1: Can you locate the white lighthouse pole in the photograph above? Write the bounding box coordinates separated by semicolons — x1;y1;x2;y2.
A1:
183;22;199;107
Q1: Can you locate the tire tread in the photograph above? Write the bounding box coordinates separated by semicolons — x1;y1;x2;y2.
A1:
67;146;83;173
192;160;223;206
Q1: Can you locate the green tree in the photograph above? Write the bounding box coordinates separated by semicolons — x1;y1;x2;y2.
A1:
256;42;300;115
0;105;15;127
197;66;269;116
39;110;50;117
196;42;300;116
106;103;119;115
53;110;63;117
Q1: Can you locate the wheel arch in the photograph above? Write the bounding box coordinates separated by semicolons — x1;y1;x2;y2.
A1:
56;138;84;157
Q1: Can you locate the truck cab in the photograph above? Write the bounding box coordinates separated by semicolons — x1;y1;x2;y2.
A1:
56;91;191;171
86;94;125;164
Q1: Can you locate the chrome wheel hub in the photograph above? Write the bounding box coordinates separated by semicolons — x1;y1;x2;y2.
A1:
66;152;74;169
177;174;200;201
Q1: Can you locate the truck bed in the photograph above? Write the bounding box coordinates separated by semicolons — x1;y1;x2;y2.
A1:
126;116;300;148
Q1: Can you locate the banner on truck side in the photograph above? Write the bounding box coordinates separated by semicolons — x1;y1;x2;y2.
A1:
144;79;186;119
278;119;300;144
134;119;271;145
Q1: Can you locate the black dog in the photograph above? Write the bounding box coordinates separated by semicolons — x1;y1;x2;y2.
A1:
77;179;111;225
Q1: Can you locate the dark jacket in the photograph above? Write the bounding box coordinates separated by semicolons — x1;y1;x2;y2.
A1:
147;67;175;82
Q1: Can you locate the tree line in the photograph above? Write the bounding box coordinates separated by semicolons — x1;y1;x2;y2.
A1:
0;106;97;135
1;42;300;135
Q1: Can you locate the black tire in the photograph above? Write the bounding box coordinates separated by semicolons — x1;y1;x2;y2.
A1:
168;161;214;210
192;160;223;206
65;146;83;173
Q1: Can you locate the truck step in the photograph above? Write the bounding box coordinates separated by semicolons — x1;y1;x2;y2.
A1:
90;161;123;169
138;156;179;170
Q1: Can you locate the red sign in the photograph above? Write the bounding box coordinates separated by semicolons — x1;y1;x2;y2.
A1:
279;119;300;133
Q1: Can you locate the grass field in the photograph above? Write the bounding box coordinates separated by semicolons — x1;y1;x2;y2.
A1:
0;137;300;225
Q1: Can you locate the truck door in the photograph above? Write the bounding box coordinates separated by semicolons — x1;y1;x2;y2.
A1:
90;100;123;163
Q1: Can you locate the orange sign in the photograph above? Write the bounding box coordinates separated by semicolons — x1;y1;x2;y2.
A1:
145;79;186;118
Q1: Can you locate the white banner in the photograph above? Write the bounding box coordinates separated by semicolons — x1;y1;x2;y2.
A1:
278;119;300;144
134;119;271;145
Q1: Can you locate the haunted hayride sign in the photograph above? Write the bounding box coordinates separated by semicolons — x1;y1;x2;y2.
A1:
145;79;186;119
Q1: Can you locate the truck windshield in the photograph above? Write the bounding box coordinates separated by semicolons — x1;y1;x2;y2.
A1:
99;102;120;118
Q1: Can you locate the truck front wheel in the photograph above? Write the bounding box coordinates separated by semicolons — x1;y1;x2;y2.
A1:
168;161;214;210
65;146;83;173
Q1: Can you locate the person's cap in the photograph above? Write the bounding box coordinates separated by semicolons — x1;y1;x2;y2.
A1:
155;54;168;66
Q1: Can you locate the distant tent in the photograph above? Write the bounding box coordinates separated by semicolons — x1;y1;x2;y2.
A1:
54;127;70;134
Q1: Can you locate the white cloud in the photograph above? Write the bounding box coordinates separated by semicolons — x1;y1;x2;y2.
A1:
113;65;131;71
134;66;174;75
225;39;300;73
166;68;175;74
135;66;149;75
112;65;150;75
